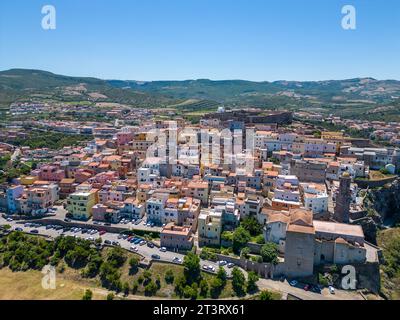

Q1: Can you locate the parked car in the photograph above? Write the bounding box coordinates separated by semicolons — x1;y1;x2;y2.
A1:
173;257;182;264
15;227;23;231
30;229;39;234
6;217;13;222
289;280;298;287
151;254;161;260
130;246;138;252
104;240;112;245
202;265;210;270
208;265;215;272
147;242;154;248
218;260;227;266
311;285;322;294
329;286;335;294
160;247;167;252
99;230;106;236
139;240;146;246
112;241;120;246
227;262;235;268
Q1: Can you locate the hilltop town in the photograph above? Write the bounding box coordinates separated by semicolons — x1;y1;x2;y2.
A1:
1;104;399;300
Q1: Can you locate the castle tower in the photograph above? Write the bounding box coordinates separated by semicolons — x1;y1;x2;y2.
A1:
334;172;351;223
392;149;400;174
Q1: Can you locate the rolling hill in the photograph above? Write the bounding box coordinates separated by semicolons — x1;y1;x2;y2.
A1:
0;69;177;109
2;69;400;118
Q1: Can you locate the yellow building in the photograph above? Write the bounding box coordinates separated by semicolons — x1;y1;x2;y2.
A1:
66;189;98;220
20;175;38;186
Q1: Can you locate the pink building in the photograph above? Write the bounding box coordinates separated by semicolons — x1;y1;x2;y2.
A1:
89;171;119;189
160;223;194;251
117;132;134;146
75;169;94;184
39;165;65;182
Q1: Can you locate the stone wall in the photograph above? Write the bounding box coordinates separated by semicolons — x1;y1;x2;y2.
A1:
215;253;285;279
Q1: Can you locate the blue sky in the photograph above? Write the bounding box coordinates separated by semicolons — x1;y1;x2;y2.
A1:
0;0;399;81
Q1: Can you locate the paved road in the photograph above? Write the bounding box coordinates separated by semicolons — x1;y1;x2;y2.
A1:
0;216;232;276
257;278;364;300
11;148;21;162
51;205;162;233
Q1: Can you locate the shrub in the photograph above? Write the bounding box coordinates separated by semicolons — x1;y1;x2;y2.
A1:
318;273;329;287
131;281;139;294
254;234;265;244
82;289;93;300
241;247;250;259
106;293;115;300
165;269;174;284
259;290;274;300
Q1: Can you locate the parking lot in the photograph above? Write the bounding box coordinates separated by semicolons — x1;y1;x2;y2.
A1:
1;216;232;276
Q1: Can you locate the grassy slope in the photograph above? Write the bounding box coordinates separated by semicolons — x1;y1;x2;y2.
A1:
377;228;400;300
0;268;105;300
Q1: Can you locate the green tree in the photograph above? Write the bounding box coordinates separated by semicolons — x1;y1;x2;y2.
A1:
183;285;198;300
209;277;224;299
231;267;246;296
131;281;139;294
82;289;93;300
128;256;139;272
174;274;187;297
260;243;279;264
241;216;262;236
232;227;251;254
183;252;200;284
216;267;227;285
199;279;209;297
247;271;259;293
144;280;158;296
122;282;130;296
221;231;233;242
